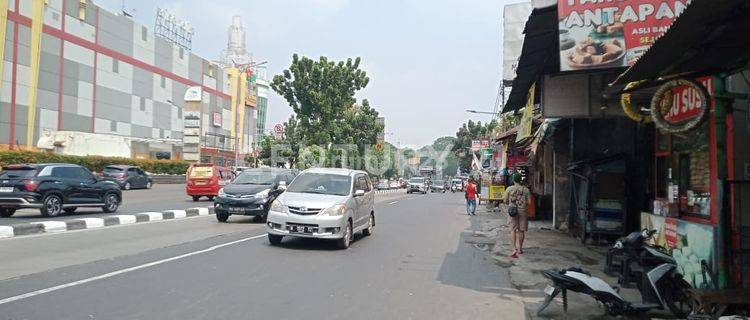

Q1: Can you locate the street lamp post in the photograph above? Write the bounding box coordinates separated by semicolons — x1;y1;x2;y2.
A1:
466;109;498;115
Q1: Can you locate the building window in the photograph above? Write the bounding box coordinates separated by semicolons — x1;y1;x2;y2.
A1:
179;47;184;59
160;75;166;88
140;97;146;111
177;108;182;119
208;65;215;77
112;59;119;73
110;121;117;132
141;26;147;41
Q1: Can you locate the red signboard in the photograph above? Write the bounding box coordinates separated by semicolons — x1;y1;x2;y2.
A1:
664;76;713;123
558;1;689;71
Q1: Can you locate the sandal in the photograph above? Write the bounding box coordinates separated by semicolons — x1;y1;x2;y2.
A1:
510;250;519;258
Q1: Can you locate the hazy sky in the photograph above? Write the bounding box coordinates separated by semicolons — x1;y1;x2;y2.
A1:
96;0;521;148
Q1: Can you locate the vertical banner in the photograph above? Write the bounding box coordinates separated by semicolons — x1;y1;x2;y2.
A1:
516;83;535;142
558;1;688;72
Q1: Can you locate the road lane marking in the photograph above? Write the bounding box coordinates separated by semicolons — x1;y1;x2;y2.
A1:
388;201;398;205
0;233;268;305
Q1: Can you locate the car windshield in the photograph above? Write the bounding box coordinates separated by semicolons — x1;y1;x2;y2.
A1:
0;168;36;178
409;178;424;183
287;172;351;196
233;170;276;185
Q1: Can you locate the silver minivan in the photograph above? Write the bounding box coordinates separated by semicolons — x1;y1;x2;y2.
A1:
265;168;375;249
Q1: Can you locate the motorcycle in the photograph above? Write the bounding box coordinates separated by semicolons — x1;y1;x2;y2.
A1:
537;237;693;318
606;229;659;288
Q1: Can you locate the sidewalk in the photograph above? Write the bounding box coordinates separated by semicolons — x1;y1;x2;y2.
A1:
467;206;675;319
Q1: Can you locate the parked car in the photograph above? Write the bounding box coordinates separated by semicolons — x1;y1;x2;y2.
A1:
389;180;400;189
431;180;446;193
214;168;297;223
186;164;234;201
100;165;153;190
407;177;427;194
0;164;122;217
265;168;376;249
376;179;390;190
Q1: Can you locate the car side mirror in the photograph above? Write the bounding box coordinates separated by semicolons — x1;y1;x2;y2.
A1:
277;182;287;191
354;189;365;197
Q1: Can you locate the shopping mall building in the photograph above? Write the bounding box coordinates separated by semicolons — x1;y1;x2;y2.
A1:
0;0;260;166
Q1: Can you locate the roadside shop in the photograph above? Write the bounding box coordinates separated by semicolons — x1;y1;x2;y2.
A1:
610;0;750;289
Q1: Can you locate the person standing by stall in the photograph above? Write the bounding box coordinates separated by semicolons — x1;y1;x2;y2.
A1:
504;173;531;258
465;178;477;216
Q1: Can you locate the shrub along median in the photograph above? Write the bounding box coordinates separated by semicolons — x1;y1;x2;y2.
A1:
0;151;189;175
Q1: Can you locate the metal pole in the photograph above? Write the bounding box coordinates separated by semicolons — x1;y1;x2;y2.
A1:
713;75;730;288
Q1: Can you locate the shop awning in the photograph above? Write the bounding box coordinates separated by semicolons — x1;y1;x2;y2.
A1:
612;0;750;86
502;5;559;113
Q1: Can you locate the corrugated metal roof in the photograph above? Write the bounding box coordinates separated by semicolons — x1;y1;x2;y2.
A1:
502;6;559;113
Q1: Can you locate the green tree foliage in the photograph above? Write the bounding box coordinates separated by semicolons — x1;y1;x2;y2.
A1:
271;54;383;172
453;120;498;173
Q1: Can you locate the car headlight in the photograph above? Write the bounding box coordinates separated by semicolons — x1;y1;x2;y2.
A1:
323;204;347;216
270;200;288;213
218;188;226;197
254;188;270;199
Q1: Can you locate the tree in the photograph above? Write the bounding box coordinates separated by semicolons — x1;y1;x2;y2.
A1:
271;54;370;147
271;54;383;171
452;120;498;173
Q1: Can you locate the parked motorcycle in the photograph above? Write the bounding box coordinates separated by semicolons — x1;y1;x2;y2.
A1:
605;229;659;288
537;240;693;318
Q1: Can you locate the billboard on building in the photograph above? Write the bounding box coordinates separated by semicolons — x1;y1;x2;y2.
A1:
558;0;689;72
502;2;533;84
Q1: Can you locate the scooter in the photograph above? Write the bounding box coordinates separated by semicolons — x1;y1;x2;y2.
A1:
537;248;693;317
606;229;659;288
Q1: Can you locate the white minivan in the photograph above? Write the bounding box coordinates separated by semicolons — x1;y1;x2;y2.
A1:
265;168;376;249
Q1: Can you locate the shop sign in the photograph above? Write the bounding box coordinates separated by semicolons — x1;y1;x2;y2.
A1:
558;0;688;72
245;92;258;107
184;119;200;128
664;77;713;123
641;212;716;288
212;112;222;127
471;140;481;151
184;86;203;102
489;185;506;201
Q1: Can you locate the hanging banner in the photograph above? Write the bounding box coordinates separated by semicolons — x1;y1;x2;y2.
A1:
558;1;689;72
516;83;535;142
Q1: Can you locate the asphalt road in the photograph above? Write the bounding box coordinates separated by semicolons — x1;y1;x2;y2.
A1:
0;184;205;225
0;191;524;320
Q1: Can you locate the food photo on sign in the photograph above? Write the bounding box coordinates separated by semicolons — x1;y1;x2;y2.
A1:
558;0;690;71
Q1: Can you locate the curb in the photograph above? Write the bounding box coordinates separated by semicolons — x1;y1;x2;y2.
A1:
0;207;214;239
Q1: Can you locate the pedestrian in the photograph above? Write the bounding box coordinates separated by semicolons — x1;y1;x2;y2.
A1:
475;176;482;205
465;177;477;216
503;172;531;258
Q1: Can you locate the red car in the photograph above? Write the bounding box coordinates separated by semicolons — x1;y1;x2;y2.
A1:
185;164;234;201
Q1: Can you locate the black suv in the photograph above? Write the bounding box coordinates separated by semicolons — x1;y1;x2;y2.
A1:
214;168;297;222
0;164;122;217
101;165;153;190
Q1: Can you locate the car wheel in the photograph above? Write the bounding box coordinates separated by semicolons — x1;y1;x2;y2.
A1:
124;182;131;190
146;181;152;189
102;193;120;213
268;234;283;245
40;194;63;217
64;207;77;214
0;208;16;218
216;212;229;222
363;213;375;236
192;196;200;202
337;220;353;249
